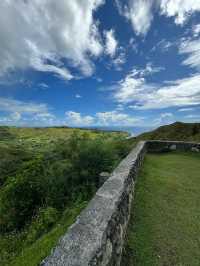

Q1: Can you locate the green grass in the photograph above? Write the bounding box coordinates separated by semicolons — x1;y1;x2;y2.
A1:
122;152;200;266
0;201;88;266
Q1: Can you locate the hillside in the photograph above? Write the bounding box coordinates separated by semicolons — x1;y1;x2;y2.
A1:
0;126;131;266
136;122;200;142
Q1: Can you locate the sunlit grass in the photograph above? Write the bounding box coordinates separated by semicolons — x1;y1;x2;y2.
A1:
122;152;200;266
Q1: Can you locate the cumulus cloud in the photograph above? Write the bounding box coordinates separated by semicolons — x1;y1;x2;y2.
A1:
104;29;118;57
153;112;174;125
0;97;56;125
65;110;142;127
96;111;141;126
160;0;200;25
0;97;49;114
112;66;200;109
0;0;104;79
113;64;163;104
65;111;94;126
116;0;200;36
33;112;56;122
112;30;200;110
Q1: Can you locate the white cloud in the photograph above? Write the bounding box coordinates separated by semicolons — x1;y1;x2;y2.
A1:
192;24;200;38
0;97;49;114
33;112;56;122
65;111;94;126
112;51;126;70
116;104;124;111
178;107;195;112
10;112;21;122
129;38;138;52
38;83;49;89
151;39;174;53
153;112;174;126
113;67;200;109
64;110;142;127
160;0;200;25
127;0;154;36
114;64;163;104
0;0;104;80
114;71;146;104
104;29;118;57
75;94;82;98
96;111;142;126
116;0;200;36
179;37;200;70
0;97;57;125
0;111;22;123
185;114;200;119
160;112;173;118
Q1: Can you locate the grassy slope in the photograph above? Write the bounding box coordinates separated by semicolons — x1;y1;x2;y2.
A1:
6;202;87;266
0;126;128;152
0;126;129;266
0;126;128;187
136;122;200;142
122;152;200;266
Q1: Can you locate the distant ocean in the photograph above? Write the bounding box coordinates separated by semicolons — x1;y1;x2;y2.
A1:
85;126;154;137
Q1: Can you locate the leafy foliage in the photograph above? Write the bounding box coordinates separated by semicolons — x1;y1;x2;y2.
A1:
0;127;130;265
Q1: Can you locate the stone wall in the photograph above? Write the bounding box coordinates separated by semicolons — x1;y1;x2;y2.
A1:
147;140;200;153
41;140;199;266
41;141;147;266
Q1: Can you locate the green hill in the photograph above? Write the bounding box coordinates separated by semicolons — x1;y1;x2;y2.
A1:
136;122;200;142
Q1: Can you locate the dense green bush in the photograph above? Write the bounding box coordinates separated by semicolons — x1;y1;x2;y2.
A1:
0;133;130;233
0;144;31;186
0;157;48;231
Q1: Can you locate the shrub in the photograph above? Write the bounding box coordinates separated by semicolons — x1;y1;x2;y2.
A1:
0;132;129;233
0;157;47;232
76;138;117;186
25;207;59;244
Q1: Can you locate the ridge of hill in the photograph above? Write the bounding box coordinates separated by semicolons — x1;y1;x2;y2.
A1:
136;122;200;142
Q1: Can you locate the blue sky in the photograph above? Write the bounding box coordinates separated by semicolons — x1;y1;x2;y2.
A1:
0;0;200;134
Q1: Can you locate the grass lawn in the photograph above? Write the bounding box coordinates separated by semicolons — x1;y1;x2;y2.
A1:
122;152;200;266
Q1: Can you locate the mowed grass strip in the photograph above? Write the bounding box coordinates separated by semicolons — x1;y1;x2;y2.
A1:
122;152;200;266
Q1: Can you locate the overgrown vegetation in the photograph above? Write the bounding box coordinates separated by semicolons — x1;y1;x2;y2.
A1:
0;126;131;266
122;152;200;266
136;122;200;142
